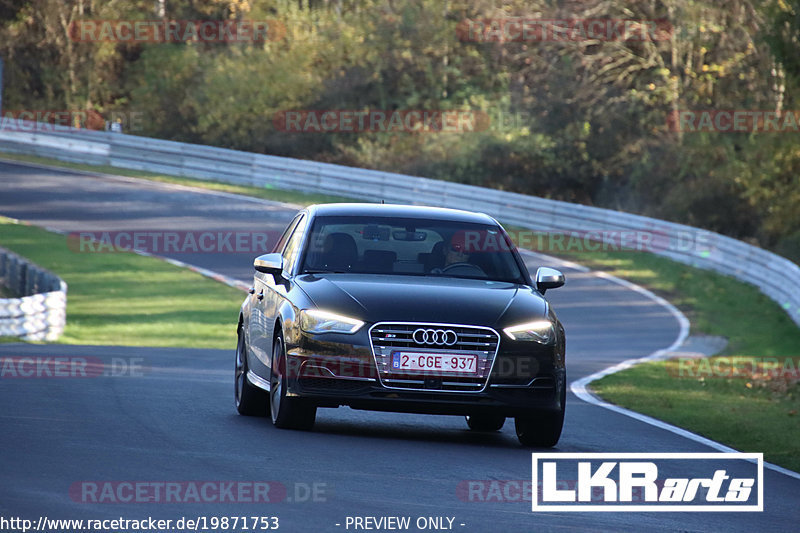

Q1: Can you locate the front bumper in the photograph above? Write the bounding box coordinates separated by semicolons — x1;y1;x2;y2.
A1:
290;377;565;417
284;329;565;417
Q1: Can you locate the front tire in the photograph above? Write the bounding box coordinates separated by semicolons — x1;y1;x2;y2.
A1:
235;328;268;416
514;411;564;447
270;331;316;430
515;378;566;447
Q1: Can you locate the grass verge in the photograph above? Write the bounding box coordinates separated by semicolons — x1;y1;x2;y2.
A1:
0;217;243;349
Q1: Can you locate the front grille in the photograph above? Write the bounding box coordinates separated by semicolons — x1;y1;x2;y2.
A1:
369;323;500;392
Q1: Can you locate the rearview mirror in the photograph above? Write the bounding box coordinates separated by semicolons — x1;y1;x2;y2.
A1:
254;253;282;275
392;230;427;241
535;267;565;294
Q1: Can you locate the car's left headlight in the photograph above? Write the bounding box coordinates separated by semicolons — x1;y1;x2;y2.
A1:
299;309;364;334
503;320;555;344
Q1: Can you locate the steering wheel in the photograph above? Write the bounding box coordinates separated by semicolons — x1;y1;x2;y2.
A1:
441;263;485;276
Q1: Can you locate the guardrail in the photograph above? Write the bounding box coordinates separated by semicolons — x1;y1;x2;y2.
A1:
1;123;798;327
0;247;67;341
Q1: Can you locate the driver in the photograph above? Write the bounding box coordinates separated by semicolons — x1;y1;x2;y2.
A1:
444;240;469;267
430;235;471;274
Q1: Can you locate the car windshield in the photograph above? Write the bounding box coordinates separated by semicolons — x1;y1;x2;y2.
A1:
299;215;526;283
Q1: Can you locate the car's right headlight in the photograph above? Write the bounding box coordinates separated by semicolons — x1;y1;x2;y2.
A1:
299;309;364;334
503;320;555;344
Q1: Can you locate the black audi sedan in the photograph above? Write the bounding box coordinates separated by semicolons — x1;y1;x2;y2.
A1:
235;203;566;446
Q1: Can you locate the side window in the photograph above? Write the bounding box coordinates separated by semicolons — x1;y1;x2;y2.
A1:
281;215;307;275
272;214;302;254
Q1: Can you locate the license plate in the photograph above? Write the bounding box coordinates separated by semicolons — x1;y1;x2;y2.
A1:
391;352;477;373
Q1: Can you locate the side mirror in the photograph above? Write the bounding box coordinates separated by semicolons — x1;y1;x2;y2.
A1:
254;253;283;275
535;267;564;294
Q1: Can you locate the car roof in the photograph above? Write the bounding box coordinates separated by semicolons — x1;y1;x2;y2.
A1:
305;203;497;225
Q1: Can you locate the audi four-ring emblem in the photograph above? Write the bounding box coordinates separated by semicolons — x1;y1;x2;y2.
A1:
412;328;458;346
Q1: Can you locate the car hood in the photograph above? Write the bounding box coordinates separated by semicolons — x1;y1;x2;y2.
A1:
295;274;548;327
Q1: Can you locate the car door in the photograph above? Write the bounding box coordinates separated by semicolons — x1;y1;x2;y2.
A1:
248;214;302;369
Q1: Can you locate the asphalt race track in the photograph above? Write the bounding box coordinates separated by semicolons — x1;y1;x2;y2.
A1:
1;159;799;532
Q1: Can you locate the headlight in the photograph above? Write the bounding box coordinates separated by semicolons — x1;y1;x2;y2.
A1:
299;309;364;334
503;320;555;344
